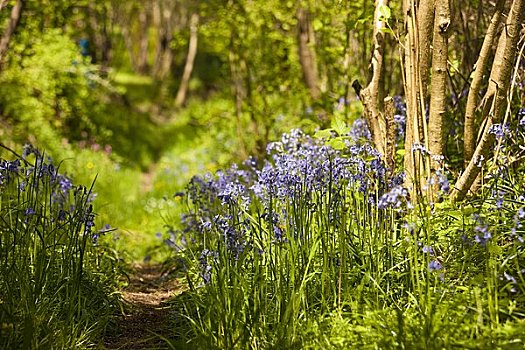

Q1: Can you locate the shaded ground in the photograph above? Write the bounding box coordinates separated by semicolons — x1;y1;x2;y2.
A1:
103;263;181;350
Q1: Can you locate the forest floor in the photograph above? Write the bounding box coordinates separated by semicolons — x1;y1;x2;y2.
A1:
102;263;182;349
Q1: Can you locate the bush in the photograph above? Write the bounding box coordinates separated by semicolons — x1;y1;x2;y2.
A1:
0;29;109;152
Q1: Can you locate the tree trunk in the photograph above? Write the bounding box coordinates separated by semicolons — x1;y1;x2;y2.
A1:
355;0;390;157
417;0;435;104
427;0;450;174
228;34;248;159
0;0;23;65
137;4;150;74
175;13;199;107
451;0;524;202
403;0;426;198
297;7;320;100
462;0;504;166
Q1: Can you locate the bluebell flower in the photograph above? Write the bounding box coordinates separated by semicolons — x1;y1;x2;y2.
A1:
429;260;442;271
474;224;491;245
22;144;40;158
488;123;509;139
348;118;372;142
393;95;407;116
504;272;517;284
377;186;408;209
518;108;525;126
412;143;430;155
199;249;215;285
422;246;434;255
436;170;450;194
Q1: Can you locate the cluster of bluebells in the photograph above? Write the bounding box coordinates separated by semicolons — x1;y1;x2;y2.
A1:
488;123;510;139
393;95;407;139
348;118;372;142
199;249;217;285
468;214;492;246
377;185;409;210
180;129;410;284
1;145;103;244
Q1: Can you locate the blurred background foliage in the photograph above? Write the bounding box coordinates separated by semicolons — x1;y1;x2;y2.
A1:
0;0;523;262
0;0;371;262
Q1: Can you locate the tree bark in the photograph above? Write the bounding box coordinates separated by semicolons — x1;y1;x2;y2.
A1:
356;0;390;157
175;13;199;107
0;0;23;64
451;0;524;202
297;7;320;100
427;0;450;173
403;0;426;197
417;0;435;103
462;0;504;166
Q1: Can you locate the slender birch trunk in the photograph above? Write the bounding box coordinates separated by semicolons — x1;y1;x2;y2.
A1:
462;0;504;166
175;13;199;107
297;7;320;100
427;0;450;175
451;0;525;201
403;0;425;197
417;0;435;104
355;0;390;157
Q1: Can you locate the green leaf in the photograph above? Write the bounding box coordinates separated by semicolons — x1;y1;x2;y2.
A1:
328;138;346;150
331;116;350;136
313;19;323;31
379;27;394;35
314;129;333;139
378;5;391;21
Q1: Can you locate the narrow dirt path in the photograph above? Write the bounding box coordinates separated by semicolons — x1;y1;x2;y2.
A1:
103;263;180;350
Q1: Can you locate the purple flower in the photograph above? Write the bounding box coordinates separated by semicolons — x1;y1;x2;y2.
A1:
422;246;434;255
377;185;408;209
488;123;509;139
429;260;442;271
348;118;372;142
518;108;525;126
412;143;430;155
436;170;450;194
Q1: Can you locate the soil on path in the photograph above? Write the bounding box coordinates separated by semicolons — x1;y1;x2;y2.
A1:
103;263;180;350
